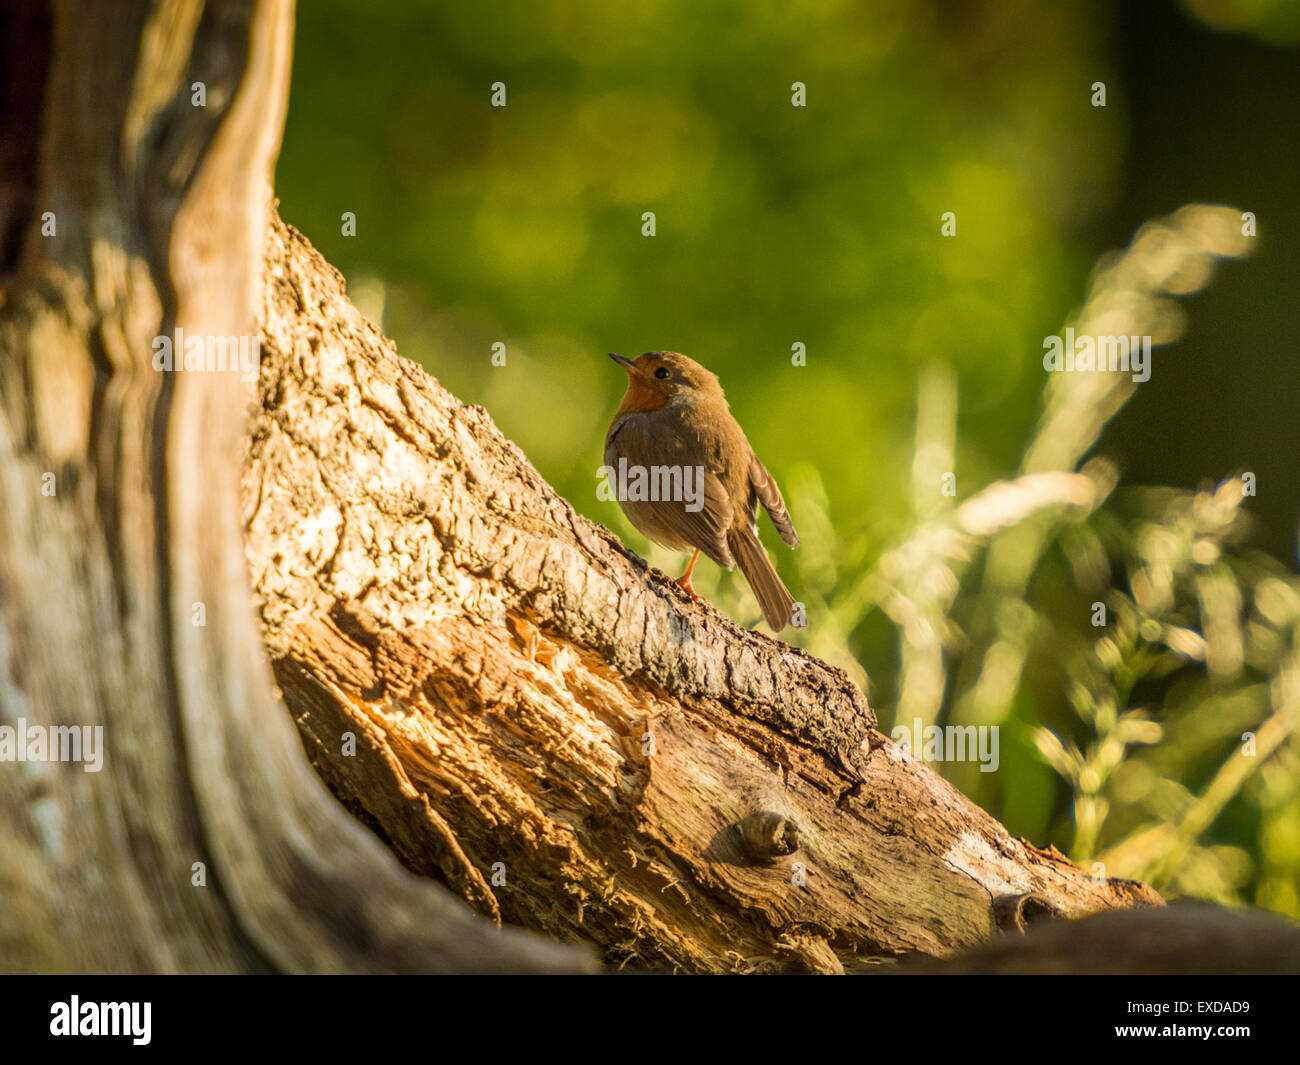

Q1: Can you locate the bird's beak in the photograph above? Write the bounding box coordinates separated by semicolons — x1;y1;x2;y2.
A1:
608;352;637;372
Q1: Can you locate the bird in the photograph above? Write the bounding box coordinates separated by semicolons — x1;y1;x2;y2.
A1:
604;351;804;632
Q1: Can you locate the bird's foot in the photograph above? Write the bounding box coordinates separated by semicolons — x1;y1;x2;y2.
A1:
675;549;702;601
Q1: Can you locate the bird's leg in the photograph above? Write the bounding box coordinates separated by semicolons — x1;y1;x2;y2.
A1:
676;549;702;600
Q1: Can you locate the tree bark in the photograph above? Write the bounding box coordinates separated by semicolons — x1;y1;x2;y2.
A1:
246;215;1162;974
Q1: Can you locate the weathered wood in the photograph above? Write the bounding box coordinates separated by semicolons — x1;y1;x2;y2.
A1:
0;0;590;974
247;215;1163;974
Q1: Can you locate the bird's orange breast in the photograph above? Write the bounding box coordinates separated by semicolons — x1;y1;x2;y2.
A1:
615;375;672;417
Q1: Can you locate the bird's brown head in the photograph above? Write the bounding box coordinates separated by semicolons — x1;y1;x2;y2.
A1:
609;351;723;415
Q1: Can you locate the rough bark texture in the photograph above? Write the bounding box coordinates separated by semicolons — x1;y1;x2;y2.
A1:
0;0;589;974
246;214;1163;974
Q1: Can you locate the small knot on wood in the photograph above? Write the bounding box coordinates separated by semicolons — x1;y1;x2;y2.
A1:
993;892;1060;934
737;811;799;863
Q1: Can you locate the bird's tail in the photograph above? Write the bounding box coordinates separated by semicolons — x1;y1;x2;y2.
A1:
729;526;803;633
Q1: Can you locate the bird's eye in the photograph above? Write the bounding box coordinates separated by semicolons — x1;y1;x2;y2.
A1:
654;367;671;379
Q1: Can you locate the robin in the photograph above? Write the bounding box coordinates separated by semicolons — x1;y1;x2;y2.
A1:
604;351;804;632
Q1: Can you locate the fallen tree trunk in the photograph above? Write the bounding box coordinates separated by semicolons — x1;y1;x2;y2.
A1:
245;214;1163;973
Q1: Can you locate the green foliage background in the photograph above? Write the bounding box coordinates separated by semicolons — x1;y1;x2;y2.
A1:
277;1;1300;917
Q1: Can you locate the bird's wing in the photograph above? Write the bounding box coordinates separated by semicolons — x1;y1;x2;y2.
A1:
664;469;735;567
606;412;736;567
749;452;800;547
